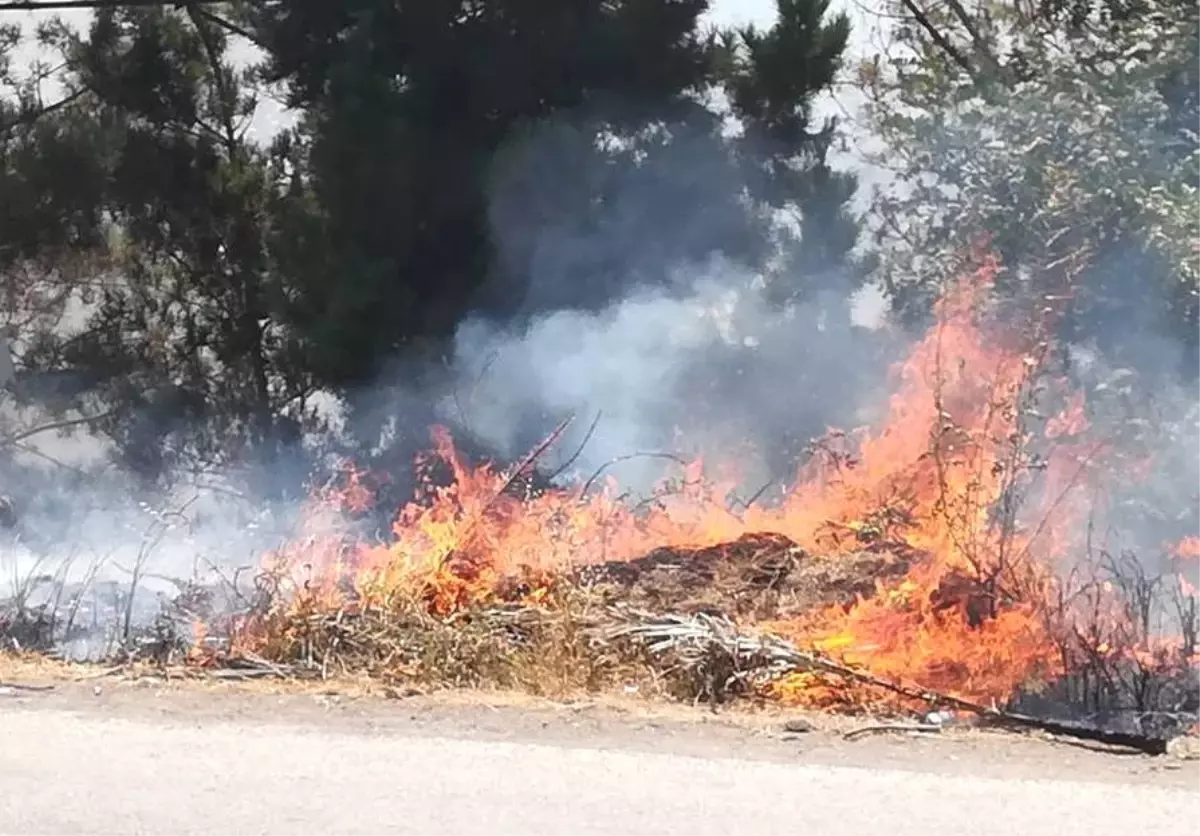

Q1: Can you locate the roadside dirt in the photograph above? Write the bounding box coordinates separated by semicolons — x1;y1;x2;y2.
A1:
2;658;1196;790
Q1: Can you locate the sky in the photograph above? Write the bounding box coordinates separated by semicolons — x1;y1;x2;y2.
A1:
712;1;891;62
711;0;777;26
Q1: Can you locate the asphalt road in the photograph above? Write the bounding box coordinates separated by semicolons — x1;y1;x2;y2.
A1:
1;708;1196;835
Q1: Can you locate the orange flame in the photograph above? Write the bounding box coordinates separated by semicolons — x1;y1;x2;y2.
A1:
1173;536;1200;562
1170;536;1200;598
252;256;1181;707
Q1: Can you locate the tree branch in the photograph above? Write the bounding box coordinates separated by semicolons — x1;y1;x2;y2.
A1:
185;2;238;154
942;0;1005;79
0;0;208;9
0;87;86;135
895;0;978;80
0;1;264;47
193;5;258;46
1;410;114;447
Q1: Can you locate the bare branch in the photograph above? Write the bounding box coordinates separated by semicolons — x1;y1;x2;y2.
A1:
0;409;114;447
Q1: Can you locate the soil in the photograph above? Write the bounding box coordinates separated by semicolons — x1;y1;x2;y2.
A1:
2;658;1196;790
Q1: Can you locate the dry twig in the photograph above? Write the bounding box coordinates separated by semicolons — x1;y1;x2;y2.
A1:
843;723;944;740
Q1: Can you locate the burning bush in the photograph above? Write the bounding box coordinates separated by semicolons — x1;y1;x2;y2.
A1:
195;256;1196;732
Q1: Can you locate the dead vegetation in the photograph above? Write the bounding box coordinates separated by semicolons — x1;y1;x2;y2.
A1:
3;493;1196;755
573;532;912;621
2;263;1197;759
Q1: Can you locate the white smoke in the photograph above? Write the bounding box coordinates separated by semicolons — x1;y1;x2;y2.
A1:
443;255;890;495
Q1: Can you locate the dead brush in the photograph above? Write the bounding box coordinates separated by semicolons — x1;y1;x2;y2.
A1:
921;289;1198;732
1050;546;1200;734
598;608;792;705
238;579;638;695
500;584;638;697
0;546;94;652
604;607;1177;753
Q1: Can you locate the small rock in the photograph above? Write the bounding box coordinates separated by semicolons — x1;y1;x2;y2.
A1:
92;685;102;697
1166;735;1200;760
783;718;815;734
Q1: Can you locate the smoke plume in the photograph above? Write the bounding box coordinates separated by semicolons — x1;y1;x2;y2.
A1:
440;112;889;496
445;257;887;495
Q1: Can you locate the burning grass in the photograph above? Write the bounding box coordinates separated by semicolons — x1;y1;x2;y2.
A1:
13;255;1197;743
204;257;1196;725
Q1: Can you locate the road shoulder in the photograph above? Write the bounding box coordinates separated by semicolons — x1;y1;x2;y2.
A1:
2;671;1196;790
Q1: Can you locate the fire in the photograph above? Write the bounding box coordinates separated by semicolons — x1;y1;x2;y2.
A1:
1175;537;1200;560
247;255;1186;709
1170;536;1200;598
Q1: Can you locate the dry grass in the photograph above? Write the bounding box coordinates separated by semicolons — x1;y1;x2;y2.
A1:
0;650;89;682
229;584;658;700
